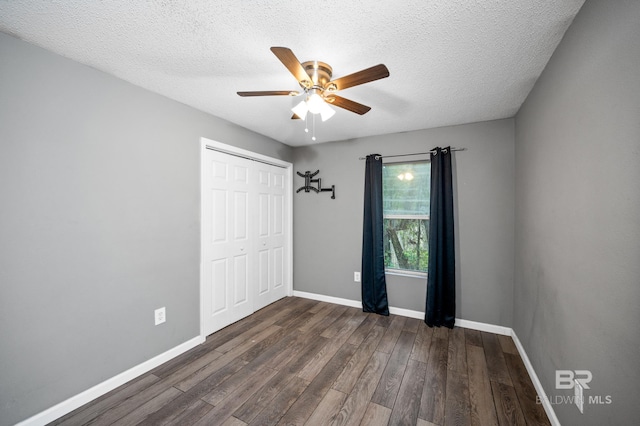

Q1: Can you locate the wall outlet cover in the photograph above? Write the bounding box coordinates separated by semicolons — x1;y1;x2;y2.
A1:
155;307;166;325
354;272;361;282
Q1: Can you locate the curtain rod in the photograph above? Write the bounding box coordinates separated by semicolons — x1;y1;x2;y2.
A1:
358;147;466;160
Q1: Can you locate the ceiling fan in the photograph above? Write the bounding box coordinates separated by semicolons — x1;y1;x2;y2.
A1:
237;47;390;121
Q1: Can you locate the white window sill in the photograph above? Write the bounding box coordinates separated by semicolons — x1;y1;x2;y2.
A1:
385;269;428;279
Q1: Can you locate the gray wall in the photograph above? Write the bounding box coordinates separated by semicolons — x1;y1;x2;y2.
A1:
0;32;292;426
513;0;640;424
292;119;515;327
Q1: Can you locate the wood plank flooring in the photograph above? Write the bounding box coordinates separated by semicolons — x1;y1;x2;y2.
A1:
50;297;550;426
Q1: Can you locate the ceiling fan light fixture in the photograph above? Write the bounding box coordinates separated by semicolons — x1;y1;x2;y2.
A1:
319;102;335;122
291;99;308;119
306;92;325;114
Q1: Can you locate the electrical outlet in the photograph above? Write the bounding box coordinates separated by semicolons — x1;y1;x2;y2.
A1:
155;307;166;325
574;378;584;413
354;272;361;282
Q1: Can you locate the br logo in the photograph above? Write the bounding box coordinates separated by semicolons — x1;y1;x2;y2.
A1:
556;370;592;389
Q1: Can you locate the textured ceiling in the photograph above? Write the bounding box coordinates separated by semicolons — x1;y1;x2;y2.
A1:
0;0;585;147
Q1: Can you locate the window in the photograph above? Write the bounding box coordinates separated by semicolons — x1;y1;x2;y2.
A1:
382;161;430;274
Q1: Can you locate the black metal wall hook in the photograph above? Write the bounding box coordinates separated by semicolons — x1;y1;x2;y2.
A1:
296;170;335;199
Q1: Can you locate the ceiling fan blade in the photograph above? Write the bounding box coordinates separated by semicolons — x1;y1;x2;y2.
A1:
270;47;313;88
325;95;371;115
237;90;299;97
291;114;302;120
326;64;389;91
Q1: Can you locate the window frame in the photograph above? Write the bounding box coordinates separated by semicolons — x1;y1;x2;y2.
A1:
382;160;431;277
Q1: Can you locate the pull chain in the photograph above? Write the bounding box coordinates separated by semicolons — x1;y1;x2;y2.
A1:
311;113;316;141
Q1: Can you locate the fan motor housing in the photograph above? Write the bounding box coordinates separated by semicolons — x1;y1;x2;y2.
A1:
301;61;333;87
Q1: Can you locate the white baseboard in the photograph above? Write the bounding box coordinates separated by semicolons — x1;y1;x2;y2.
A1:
292;290;425;320
16;335;205;426
510;332;560;426
293;290;559;425
292;290;510;335
293;290;362;309
455;318;511;336
389;306;423;319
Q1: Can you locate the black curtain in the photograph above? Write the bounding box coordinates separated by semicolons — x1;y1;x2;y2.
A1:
425;147;456;328
361;154;389;316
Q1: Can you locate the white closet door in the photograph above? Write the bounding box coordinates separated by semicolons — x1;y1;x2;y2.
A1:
202;148;290;336
254;163;289;311
202;150;255;335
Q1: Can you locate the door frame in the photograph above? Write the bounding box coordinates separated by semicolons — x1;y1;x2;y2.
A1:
199;137;293;340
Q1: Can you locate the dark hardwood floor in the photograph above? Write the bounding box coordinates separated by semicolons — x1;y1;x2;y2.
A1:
50;297;550;425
